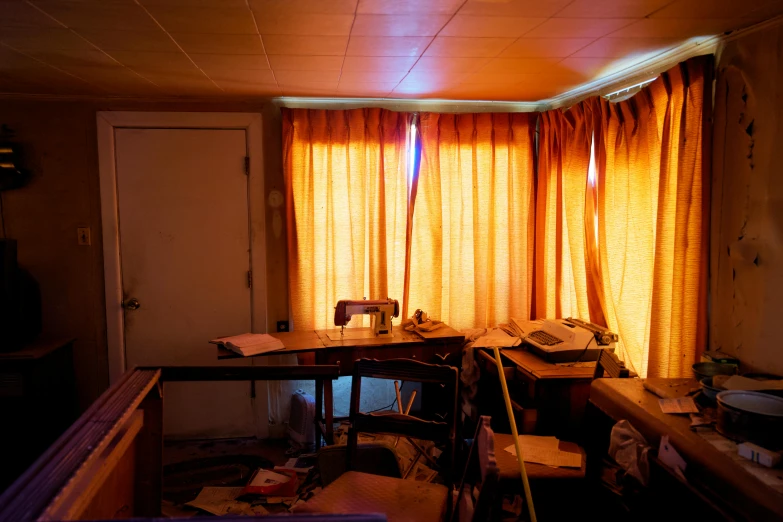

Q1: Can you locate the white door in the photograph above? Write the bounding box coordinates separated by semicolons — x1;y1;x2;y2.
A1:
115;128;266;439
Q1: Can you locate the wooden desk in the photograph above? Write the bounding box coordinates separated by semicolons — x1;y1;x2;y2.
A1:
217;325;465;374
589;378;783;522
217;325;466;446
477;346;594;438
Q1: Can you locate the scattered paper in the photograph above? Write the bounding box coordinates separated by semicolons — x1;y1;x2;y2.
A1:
275;455;316;474
658;436;687;474
504;435;582;468
659;397;699;414
473;334;521;348
185;487;249;516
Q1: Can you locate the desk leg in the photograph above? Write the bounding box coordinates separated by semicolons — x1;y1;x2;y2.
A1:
324;379;334;445
315;378;323;450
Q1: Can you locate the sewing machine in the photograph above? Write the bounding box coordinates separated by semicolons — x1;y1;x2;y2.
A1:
333;298;400;338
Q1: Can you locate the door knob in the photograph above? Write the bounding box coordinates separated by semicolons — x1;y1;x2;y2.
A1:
123;298;141;310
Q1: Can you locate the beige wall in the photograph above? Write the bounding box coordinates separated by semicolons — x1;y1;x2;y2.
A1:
710;22;783;375
0;98;288;407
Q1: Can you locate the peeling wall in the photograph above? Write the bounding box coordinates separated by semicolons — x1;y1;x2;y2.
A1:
711;22;783;375
0;99;289;408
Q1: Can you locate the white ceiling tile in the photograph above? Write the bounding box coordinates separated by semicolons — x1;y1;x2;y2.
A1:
0;27;94;51
341;55;417;71
357;0;463;14
263;35;348;56
555;0;672;18
79;29;179;52
249;0;358;15
339;70;406;82
572;37;683;58
499;38;596;58
191;53;271;71
345;36;432;56
30;2;160;31
609;18;745;38
424;37;516;57
255;13;355;35
351;14;451;36
144;6;258;34
0;2;65;28
459;0;573;18
650;0;777;19
275;70;341;83
440;15;546;38
525;18;637;38
267;55;343;70
171;33;265;55
109;50;197;72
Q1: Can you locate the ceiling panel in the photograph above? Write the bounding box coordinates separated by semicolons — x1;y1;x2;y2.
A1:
337;82;397;96
650;0;778;19
525;18;637;38
0;27;95;51
555;0;672;18
345;36;432;56
108;51;196;72
190;53;271;71
171;33;265;55
351;14;451;36
339;70;406;83
499;38;596;58
440;16;546;38
78;29;179;52
254;13;355;36
267;55;343;71
424;37;516;57
143;6;258;34
357;0;463;15
342;55;418;71
275;70;341;83
572;37;683;57
0;2;73;28
249;0;359;15
30;2;159;31
610;18;743;38
0;1;780;101
263;35;349;56
459;0;573;18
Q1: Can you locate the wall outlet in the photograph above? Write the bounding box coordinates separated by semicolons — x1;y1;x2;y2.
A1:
277;320;290;332
77;227;91;246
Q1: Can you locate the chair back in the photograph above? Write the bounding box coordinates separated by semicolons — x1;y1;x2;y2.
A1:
346;358;459;507
455;416;499;522
592;349;630;379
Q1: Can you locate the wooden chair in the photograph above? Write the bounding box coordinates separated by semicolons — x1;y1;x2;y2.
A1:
296;358;460;522
454;415;500;522
592;349;630;379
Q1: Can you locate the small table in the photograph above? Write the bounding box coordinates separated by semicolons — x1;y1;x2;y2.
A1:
216;325;466;446
477;346;595;438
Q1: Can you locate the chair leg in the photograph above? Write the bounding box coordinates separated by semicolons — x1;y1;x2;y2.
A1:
324;379;334;445
315;378;323;450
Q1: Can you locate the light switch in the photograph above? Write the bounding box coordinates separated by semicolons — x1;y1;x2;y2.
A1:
77;227;91;246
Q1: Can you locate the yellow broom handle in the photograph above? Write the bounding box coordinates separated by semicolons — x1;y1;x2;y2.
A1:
493;346;537;522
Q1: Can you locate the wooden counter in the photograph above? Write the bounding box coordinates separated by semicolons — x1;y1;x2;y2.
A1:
590;378;783;521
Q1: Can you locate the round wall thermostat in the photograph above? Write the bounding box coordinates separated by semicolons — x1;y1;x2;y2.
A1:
268;189;283;208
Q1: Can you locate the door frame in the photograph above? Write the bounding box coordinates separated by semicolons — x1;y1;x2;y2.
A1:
97;112;267;384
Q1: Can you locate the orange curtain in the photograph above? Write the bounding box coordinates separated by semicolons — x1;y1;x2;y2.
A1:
283;108;410;330
535;103;605;325
595;56;711;378
408;113;536;330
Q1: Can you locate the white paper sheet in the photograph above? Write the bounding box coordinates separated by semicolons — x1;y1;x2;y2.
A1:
658;397;699;414
185;487;249;516
503;435;582;468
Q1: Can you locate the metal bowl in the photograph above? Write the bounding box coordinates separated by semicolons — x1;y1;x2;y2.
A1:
692;362;737;380
699;376;723;401
716;390;783;449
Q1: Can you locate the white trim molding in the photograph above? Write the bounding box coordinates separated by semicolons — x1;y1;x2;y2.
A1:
96;111;267;384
